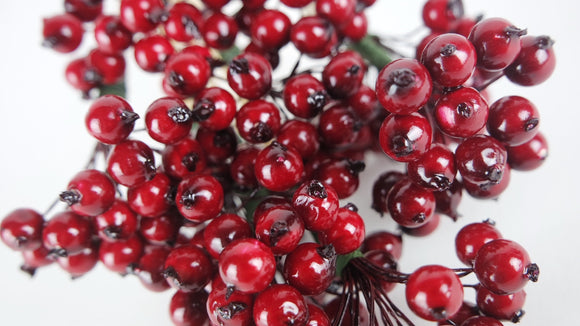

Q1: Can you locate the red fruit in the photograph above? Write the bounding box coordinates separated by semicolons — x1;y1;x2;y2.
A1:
170;290;210;326
283;243;336;295
253;284;309;326
455;135;507;185
42;212;93;256
361;230;403;260
250;9;292;51
236;100;281;144
60;169;116;217
407;144;457;191
434;87;489;138
99;235;144;273
145;97;192;144
164;245;214;292
94;199;139;240
164;52;212;97
64;0;103;22
207;280;254;326
379;112;432;162
292;180;339;231
505;35;556;86
119;0;166;33
507;132;548;171
387;178;436;228
487;96;540;146
127;172;174;218
107;139;157;187
176;174;224;223
476;286;526;322
319;204;365;254
422;0;464;32
227;53;272;99
277;120;320;160
468;18;526;71
132;245;172;292
162;137;207;180
254;142;304;192
283;74;327;119
1;209;45;251
192;87;237;131
322;50;365;99
203;214;252;259
254;205;304;255
42;14;84;53
56;241;99;277
94;15;133;54
202;12;239;49
455;221;503;266
163;2;204;43
421;33;477;87
87;49;126;85
134;35;175;72
139;212;180;245
85;95;138;145
291;16;337;58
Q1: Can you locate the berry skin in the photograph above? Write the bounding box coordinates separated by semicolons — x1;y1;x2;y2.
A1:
1;209;45;251
56;241;99;277
42;14;84;53
405;265;464;321
99;235;144;274
316;0;356;26
119;0;166;33
283;243;336;295
218;238;276;294
306;303;331;326
20;245;54;276
434;179;463;220
42;211;93;256
64;0;103;22
337;11;368;41
434;87;489;138
422;0;464;32
371;171;406;215
196;127;238;165
361;230;403;260
316;158;365;199
161;137;207;180
94;199;139;241
164;52;212;97
379;112;433;162
407;144;457;191
376;58;432;114
474;239;539;295
163;2;204;43
169;290;210;326
292;180;339;231
277;120;320;160
107;139;157;187
139;212;180;245
421;33;477;87
283;74;327;119
236;100;281;144
455;221;503;266
463;163;511;199
203;213;252;259
87;49;126;85
505;35;556;86
468;18;527;71
134;35;175;73
127;172;174;218
507;132;548;171
319;204;365;254
387;178;436;228
207;279;254;326
176;174;224;223
65;58;100;92
202;12;239;50
145;97;193;144
476;286;526;322
87;88;132;129
253;284;309;326
460;316;504;326
228;53;272;99
322;50;365;99
229;147;260;189
254;142;304;192
131;244;171;292
455;135;507;185
290;16;337;58
192;87;237;131
250;9;292;51
60;169;116;217
254;205;305;255
318;104;361;146
94;15;133;54
487;96;540;146
163;245;214;292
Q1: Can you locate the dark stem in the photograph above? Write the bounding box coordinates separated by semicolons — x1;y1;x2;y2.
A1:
59;189;81;206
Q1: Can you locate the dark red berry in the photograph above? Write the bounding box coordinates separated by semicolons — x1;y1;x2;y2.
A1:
145;97;193;144
291;16;337;58
408;144;456;191
292;180;339;231
20;245;54;276
127;172;174;218
371;171;405;215
421;33;477;87
164;245;214;292
164;51;212;97
434;179;463;220
319;204;365;254
163;2;204;43
316;0;356;26
460;316;504;326
463;163;511;199
253;284;309;326
134;35;175;72
176;174;224;223
94;199;139;240
56;241;99;277
487;96;540;146
60;169;116;217
455;135;507;185
230;147;260;189
228;53;272;99
283;74;327;119
507;132;548;171
283;242;336;295
203;213;252;259
322;50;365;99
254;205;304;255
1;209;45;251
318;104;361;146
434;87;489;138
99;235;144;274
64;0;103;22
162;137;207;180
94;15;133;54
207;279;254;326
254;142;304;192
422;0;464;32
379;112;432;162
361;230;403;260
202;12;239;49
119;0;166;33
85;95;138;144
196;127;238;164
140;211;180;245
87;49;126;85
42;211;93;256
107;139;156;187
337;11;368;41
250;9;292;51
505;35;556;86
316;158;365;199
476;286;526;322
236;100;281;143
192;87;237;131
65;58;101;92
170;290;210;325
277;120;320;160
455;221;503;266
42;14;84;53
387;178;436;228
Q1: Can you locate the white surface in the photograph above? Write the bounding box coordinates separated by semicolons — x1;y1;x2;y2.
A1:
0;0;578;325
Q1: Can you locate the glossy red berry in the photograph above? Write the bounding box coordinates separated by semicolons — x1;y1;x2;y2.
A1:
463;163;511;199
283;243;336;295
196;127;237;164
64;0;103;22
176;174;224;223
387;178;436;228
455;135;507;185
65;58;100;92
337;11;368;41
283;74;327;119
94;15;133;54
316;0;356;26
361;230;403;260
192;87;237;131
434;87;489;138
42;211;93;256
507;132;548;171
20;245;54;276
421;33;477;87
134;35;175;72
218;238;276;293
202;12;239;49
408;144;456;191
87;49;126;85
318;104;361;146
455;221;503;266
370;171;405;215
292;180;339;231
228;53;272;99
405;265;464;321
254;205;304;255
250;9;291;51
316;158;364;199
85;95;138;145
291;16;337;58
468;18;527;71
320;204;365;254
460;316;504;326
127;172;174;218
163;2;204;43
230;147;260;189
253;284;309;326
236;100;281;143
254;142;304;192
306;303;331;326
203;213;252;259
42;14;84;53
487;96;540;146
94;199;139;240
119;0;166;33
434;179;463;220
162;137;207;180
164;245;214;292
145;97;192;144
56;241;99;277
140;211;180;245
1;209;45;251
107;139;156;187
379;112;432;162
277;120;320;159
505;35;556;86
207;279;254;326
476;286;526;322
474;239;539;295
169;290;210;325
164;52;212;97
60;169;116;217
422;0;464;32
100;235;144;273
322;50;365;99
281;0;312;7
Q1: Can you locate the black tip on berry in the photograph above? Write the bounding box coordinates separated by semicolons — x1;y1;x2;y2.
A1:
431;175;451;191
391;135;414;157
456;102;473;118
412;213;427;223
59;189;82;206
347;159;366;175
524;118;539;132
511;309;525;323
269;221;289;246
181;16;200;38
225;285;235;301
167;71;185;89
389;68;416;88
213;130;235;148
536;35;555;49
191;99;215;121
20;265;37;277
147;8;169;24
182;153;200;172
144;159;157;181
250;122;273;143
126;262;139;275
120;110;140;124
15;236;28;248
486;165;504;183
344;203;358;212
162;266;182;286
168;106;193;124
505;25;527;38
440;44;457;56
49;247;68;258
272;141;288;151
348;64;361;75
217;302;248;320
307;91;328;112
430;307;448;321
317;244;336;260
180;191;197;209
483;218;496;226
230;58;250;74
308;180;328;199
42;36;59;49
525;263;540;282
103;226;122;240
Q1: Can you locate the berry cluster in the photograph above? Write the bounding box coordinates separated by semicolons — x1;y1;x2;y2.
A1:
1;0;556;325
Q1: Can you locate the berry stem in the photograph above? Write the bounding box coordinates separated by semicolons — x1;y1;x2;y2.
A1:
348;35;393;69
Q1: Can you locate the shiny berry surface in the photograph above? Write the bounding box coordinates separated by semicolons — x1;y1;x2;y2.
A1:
164;245;214;292
487;96;540;146
254;142;304;192
176;175;224;223
379;112;432;162
227;53;272;100
421;33;476;87
253;284;309;326
1;209;44;251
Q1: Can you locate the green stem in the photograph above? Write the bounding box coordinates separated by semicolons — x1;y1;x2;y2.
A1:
335;249;364;277
99;81;126;98
349;35;393;70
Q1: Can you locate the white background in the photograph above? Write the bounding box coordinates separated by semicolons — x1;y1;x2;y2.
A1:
0;0;578;325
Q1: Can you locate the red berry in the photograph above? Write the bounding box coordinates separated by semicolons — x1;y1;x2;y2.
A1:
87;49;126;85
291;16;337;58
164;245;214;292
60;169;116;217
119;0;166;33
316;0;356;26
228;53;272;99
139;211;180;245
253;284;309;326
170;290;210;325
322;50;365;99
408;144;457;191
1;209;45;251
254;142;304;192
505;35;556;86
421;33;477;87
460;316;504;326
192;87;237;131
202;12;239;49
162;137;207;180
236;99;281;143
207;279;254;326
85;95;138;145
94;199;139;240
361;230;403;260
163;2;204;43
455;135;507;185
254;205;304;255
107;139;157;187
387;178;436;228
292;180;339;231
64;0;103;22
134;35;175;72
487;96;540;146
132;244;172;292
476;286;526;322
176;174;224;223
250;9;292;51
455;221;503;266
56;241;99;277
145;97;193;144
283;243;336;295
371;171;406;215
277;120;320;160
99;235;144;274
422;0;464;32
94;15;133;54
42;211;93;256
319;204;365;254
379;112;432;162
283;74;327;119
164;51;212;97
127;172;174;218
316;158;365;199
42;14;84;53
507;132;548;171
203;213;252;259
434;87;489;138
